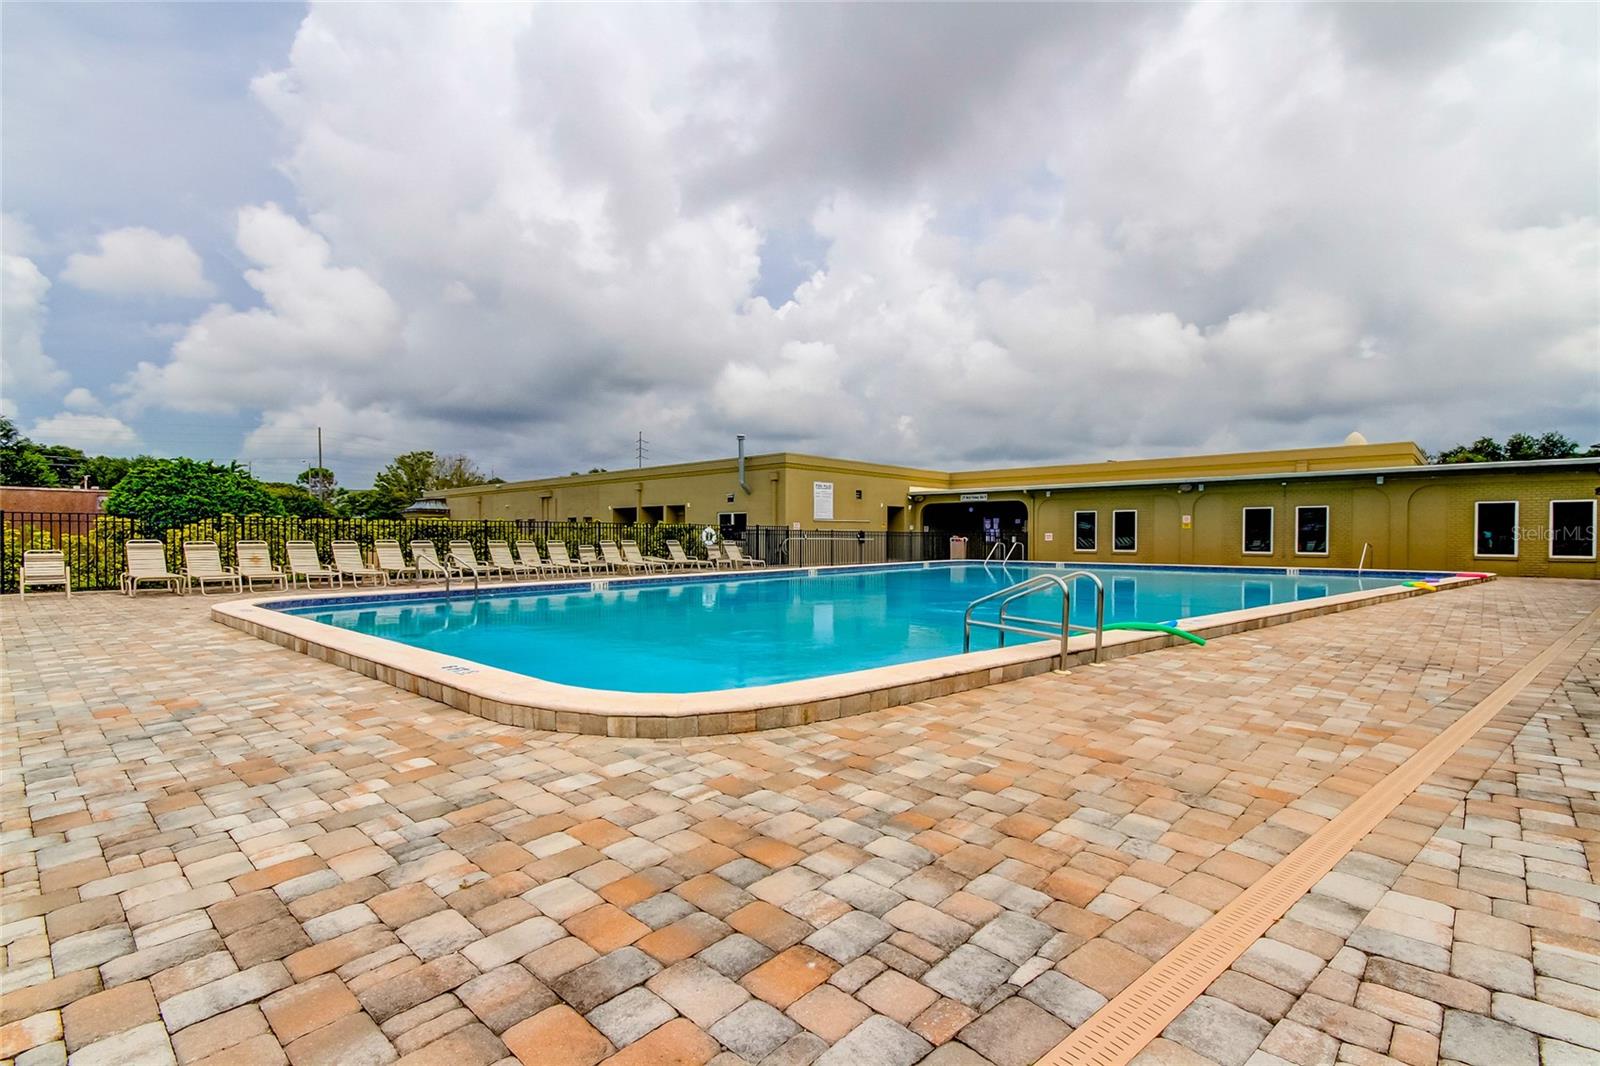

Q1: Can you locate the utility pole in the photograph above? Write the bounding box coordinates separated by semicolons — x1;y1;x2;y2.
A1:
316;427;326;501
636;431;648;469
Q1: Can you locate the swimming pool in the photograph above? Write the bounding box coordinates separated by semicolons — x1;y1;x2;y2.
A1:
274;562;1439;693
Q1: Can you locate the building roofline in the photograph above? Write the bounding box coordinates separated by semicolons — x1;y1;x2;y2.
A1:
943;440;1425;484
435;451;949;496
435;441;1429;497
908;455;1600;497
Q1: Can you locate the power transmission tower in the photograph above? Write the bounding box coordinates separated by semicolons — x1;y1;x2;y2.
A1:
635;431;649;468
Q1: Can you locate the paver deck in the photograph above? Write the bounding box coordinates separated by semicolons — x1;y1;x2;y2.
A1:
2;578;1596;1066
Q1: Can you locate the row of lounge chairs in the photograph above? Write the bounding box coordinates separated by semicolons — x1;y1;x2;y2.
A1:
19;535;766;598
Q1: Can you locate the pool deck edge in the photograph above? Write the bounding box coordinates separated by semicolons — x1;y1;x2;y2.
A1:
210;568;1492;738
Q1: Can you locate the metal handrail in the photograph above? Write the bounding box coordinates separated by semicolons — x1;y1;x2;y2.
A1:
963;569;1105;663
1004;541;1025;562
1357;542;1371;574
984;541;1007;563
444;552;481;596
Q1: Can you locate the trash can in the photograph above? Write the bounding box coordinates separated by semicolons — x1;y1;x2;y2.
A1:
949;536;967;560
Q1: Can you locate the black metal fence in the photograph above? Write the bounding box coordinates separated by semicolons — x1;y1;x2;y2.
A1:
2;512;961;593
741;525;951;567
0;512;717;593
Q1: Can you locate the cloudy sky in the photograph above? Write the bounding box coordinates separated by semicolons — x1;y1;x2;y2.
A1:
3;3;1596;485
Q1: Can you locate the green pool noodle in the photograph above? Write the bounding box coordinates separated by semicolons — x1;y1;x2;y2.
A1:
1101;621;1207;645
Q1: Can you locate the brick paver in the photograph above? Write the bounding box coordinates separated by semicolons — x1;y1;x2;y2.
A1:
2;579;1596;1065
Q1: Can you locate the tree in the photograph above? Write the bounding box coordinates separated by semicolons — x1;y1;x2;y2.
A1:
333;488;388;518
296;466;338;500
264;482;334;518
1506;431;1582;460
1433;431;1592;464
0;415;58;487
431;453;491;488
369;450;437;517
33;444;87;485
80;454;136;489
106;458;285;528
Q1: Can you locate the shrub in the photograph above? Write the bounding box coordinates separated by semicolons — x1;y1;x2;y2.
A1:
106;458;285;528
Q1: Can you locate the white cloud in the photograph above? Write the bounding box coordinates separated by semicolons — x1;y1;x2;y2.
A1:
28;412;141;451
62;387;101;411
3;213;41;257
103;3;1597;481
2;237;67;399
123;203;400;413
60;226;214;298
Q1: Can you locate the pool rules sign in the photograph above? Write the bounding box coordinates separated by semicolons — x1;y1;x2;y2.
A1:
813;481;834;521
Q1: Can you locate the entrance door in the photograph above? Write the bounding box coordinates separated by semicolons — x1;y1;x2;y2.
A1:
921;500;1028;556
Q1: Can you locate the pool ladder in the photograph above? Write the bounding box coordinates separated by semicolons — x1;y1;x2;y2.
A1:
963;570;1105;664
442;551;481;596
983;540;1026;565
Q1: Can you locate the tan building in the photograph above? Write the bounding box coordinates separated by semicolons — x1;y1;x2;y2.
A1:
438;438;1599;579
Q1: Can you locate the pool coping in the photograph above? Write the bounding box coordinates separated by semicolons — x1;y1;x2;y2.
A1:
211;562;1493;738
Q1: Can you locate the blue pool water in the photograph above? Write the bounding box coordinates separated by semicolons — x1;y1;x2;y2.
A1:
277;562;1435;693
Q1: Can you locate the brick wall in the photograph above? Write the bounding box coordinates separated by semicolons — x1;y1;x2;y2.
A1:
1;486;110;516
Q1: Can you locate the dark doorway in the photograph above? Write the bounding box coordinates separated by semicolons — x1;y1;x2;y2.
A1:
921;500;1028;556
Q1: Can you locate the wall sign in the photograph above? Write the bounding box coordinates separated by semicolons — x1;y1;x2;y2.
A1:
1182;514;1192;529
1043;532;1054;542
959;492;988;502
813;481;834;521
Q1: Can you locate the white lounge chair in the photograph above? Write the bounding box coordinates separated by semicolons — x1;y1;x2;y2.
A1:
409;541;452;582
618;540;666;573
286;541;341;589
332;541;387;586
448;541;502;580
237;541;287;590
514;541;564;577
599;541;645;574
486;540;534;579
374;540;417;583
182;541;243;595
665;539;715;570
579;544;612;573
548;542;599;574
722;542;766;568
123;540;183;596
20;550;70;598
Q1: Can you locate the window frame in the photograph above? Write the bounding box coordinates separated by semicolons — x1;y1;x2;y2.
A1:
1074;510;1097;552
1241;506;1274;556
1473;500;1519;559
1549;499;1597;561
1111;509;1138;554
1294;505;1330;557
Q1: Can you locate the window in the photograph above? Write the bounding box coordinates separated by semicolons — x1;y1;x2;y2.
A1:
1242;507;1274;555
1112;510;1137;553
717;512;748;536
1074;511;1097;551
1474;501;1518;558
1295;506;1329;555
1550;500;1596;560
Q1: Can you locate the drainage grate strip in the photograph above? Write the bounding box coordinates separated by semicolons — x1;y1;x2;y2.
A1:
1037;604;1600;1066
